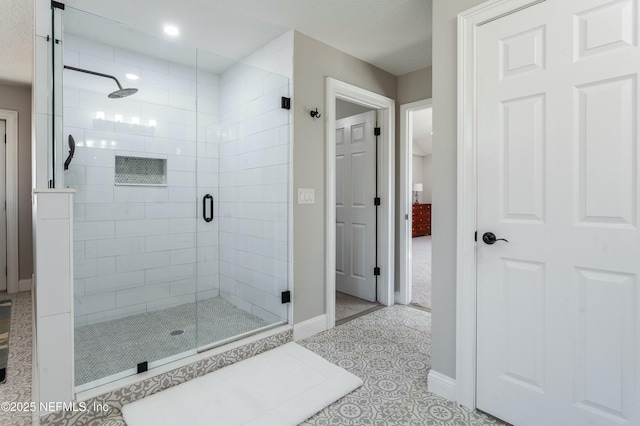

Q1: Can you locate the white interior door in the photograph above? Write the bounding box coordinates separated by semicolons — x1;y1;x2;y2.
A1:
0;120;6;292
476;0;640;424
336;110;377;302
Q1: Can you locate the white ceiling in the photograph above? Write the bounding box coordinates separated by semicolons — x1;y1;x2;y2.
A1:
0;0;33;85
0;0;431;86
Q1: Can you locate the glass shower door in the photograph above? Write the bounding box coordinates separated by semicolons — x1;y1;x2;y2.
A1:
195;54;290;350
63;7;199;390
61;6;291;391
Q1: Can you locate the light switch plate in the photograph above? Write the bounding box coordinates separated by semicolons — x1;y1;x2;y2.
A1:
298;188;315;204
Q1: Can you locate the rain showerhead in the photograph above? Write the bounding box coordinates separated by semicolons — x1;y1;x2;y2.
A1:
109;87;139;99
64;65;138;99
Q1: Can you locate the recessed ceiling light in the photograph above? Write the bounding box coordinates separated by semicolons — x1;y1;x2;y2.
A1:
164;25;179;37
125;73;139;81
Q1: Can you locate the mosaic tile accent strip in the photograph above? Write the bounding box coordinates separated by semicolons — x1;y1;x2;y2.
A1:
41;329;292;426
298;305;507;426
0;291;33;426
114;155;167;185
75;297;270;385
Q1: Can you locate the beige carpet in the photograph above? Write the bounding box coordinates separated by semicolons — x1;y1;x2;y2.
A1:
412;236;432;309
335;292;379;322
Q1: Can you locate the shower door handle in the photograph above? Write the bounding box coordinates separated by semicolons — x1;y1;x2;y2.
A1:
203;194;214;223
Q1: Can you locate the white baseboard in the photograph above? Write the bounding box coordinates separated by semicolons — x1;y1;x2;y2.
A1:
293;314;327;341
19;277;33;292
428;370;457;402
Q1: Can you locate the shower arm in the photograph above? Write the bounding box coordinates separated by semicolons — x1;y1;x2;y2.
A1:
63;65;124;90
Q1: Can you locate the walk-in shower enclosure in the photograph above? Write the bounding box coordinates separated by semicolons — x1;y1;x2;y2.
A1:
48;6;291;391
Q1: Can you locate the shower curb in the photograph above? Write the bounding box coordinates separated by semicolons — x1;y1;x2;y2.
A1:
40;328;293;426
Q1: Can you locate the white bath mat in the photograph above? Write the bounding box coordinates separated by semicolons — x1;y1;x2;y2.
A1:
121;342;363;426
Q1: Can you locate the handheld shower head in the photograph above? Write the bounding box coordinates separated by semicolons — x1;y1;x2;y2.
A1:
64;65;138;99
64;135;76;170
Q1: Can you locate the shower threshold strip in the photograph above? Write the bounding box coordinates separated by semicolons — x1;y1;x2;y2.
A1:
197;321;287;354
75;322;289;395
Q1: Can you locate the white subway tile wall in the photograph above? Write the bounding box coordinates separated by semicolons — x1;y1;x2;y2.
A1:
217;33;292;323
65;31;292;328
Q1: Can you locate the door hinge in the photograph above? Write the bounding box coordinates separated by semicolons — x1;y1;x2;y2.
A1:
281;290;291;304
474;231;477;242
4;134;6;144
281;97;291;110
405;214;409;220
374;267;380;276
374;197;381;206
374;127;381;136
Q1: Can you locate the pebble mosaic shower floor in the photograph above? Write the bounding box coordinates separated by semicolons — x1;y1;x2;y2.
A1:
75;297;271;385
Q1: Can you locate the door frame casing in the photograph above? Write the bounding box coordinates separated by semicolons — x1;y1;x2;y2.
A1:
325;77;395;329
456;0;546;409
398;98;432;305
0;109;20;293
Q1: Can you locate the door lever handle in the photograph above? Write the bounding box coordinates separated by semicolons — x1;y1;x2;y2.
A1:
482;232;508;245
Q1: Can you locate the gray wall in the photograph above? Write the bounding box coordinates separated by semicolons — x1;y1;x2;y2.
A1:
335;99;373;120
292;31;397;323
412;154;432;204
422;155;432;203
398;67;432;105
431;0;488;379
0;83;32;280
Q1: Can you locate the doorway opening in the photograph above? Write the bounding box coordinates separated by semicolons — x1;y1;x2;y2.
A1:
398;99;432;309
334;100;382;324
0;119;6;292
0;110;19;294
325;78;395;330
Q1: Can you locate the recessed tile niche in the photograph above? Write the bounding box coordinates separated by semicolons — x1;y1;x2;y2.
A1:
115;155;167;186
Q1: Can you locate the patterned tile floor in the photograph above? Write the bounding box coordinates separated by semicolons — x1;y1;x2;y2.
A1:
298;305;507;426
1;292;508;425
0;291;33;426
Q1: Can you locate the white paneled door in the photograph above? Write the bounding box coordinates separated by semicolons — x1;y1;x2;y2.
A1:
476;0;640;424
336;111;377;302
